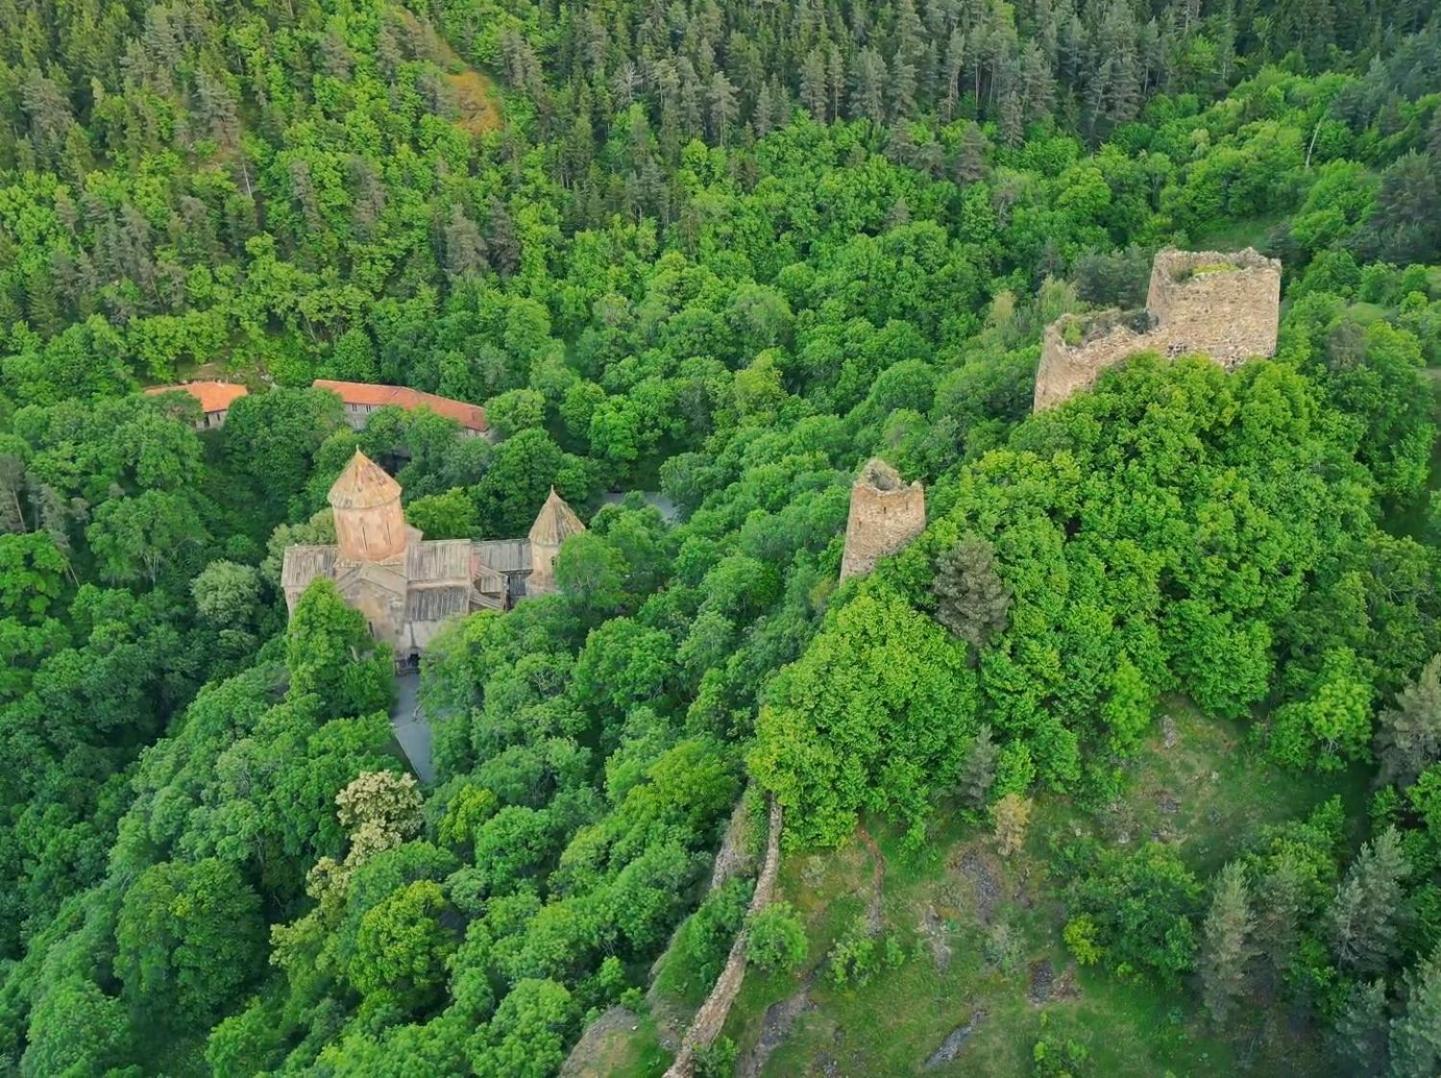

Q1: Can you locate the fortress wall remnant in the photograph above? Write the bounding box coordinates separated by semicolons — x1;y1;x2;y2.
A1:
839;458;926;581
1145;248;1281;366
1033;311;1156;412
1033;247;1282;410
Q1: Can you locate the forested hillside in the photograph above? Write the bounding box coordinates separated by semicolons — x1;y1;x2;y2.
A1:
1;0;1440;1074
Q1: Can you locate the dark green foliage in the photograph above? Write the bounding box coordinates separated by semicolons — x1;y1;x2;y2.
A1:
1330;828;1412;976
959;725;999;810
931;535;1011;652
1392;946;1441;1078
1376;655;1441;789
1333;978;1390;1074
1200;862;1257;1024
0;0;1438;1069
1059;840;1202;985
114;858;265;1029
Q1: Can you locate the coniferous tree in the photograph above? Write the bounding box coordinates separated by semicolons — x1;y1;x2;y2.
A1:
1200;861;1256;1025
960;725;998;809
1375;655;1441;789
932;535;1011;652
1334;978;1389;1074
1392;948;1441;1078
1330;828;1411;977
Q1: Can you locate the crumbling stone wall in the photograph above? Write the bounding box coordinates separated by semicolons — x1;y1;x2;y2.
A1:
664;797;783;1078
839;458;926;581
1033;247;1282;410
1145;248;1281;366
1033;310;1157;412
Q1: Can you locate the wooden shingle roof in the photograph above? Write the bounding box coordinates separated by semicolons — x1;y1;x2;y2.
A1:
528;488;585;547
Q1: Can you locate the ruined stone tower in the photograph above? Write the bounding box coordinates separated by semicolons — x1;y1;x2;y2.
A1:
1033;247;1282;411
1144;248;1282;364
527;487;587;596
840;458;926;581
330;449;409;562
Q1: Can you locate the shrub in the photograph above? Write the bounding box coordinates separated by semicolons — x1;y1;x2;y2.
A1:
747;902;808;973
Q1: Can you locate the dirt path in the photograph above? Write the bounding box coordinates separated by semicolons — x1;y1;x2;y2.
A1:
856;826;886;934
737;974;814;1078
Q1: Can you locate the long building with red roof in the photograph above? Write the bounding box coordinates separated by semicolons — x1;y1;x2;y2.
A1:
312;379;491;439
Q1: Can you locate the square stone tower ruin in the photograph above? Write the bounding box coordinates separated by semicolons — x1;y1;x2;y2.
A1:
839;458;926;581
1033;247;1282;411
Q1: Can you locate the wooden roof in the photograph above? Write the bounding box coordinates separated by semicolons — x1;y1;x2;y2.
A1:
313;379;489;432
144;380;249;412
328;450;402;510
529;488;586;546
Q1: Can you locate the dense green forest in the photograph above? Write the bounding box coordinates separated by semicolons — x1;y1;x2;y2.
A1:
1;0;1441;1073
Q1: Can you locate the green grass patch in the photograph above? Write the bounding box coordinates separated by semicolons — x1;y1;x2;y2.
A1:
716;703;1362;1075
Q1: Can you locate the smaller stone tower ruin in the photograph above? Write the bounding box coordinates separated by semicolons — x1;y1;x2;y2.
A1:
527;487;587;596
1033;247;1282;411
330;449;410;562
840;458;926;581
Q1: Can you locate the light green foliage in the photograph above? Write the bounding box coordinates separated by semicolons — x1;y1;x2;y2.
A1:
0;3;1439;1071
350;880;458;1012
86;489;209;585
1059;841;1202;985
671;878;753;996
747;901;808;973
285;578;393;720
1269;648;1374;772
191;559;261;626
0;532;66;620
752;589;976;846
405;488;478;539
826;915;882;986
19;978;129;1078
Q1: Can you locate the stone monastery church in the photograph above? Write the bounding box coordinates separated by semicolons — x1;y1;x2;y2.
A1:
282;450;584;664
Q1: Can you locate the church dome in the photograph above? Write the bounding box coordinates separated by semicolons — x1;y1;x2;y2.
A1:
529;487;585;546
329;450;401;510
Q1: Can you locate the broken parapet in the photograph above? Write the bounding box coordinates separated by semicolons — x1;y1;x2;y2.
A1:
1033;247;1282;410
1034;308;1157;412
839;458;926;581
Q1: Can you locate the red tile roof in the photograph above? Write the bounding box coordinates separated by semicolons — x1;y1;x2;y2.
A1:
144;380;249;413
312;380;489;433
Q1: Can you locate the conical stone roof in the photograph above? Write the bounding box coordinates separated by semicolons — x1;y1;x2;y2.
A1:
329;450;401;510
529;487;585;546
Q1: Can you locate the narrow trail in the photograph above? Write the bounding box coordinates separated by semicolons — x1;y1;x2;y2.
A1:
856;825;886;934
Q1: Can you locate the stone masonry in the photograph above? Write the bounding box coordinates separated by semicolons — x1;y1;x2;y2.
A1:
1033;247;1282;411
839;457;926;581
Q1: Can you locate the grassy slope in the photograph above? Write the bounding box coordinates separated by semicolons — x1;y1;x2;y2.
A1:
615;704;1367;1077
